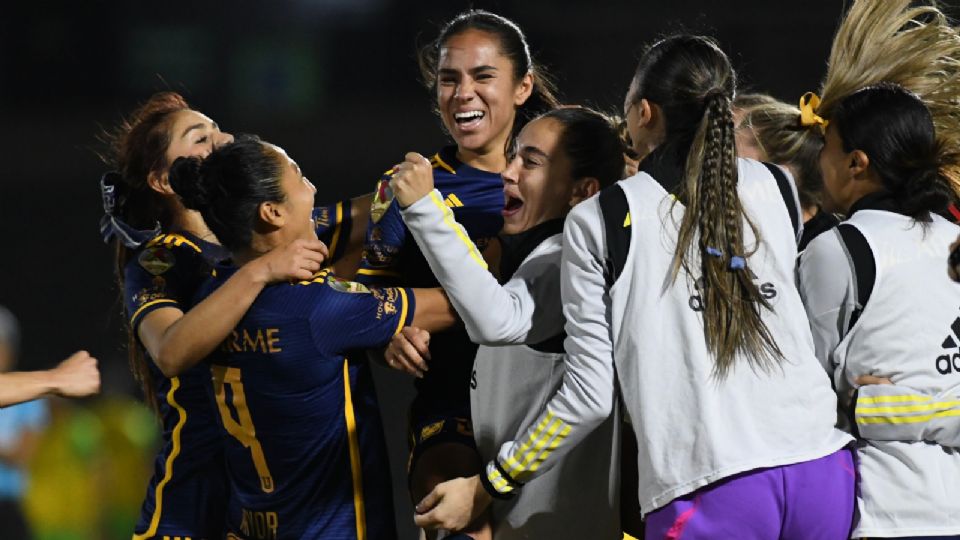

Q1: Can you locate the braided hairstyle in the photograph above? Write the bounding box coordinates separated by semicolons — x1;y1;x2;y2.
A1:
626;35;782;377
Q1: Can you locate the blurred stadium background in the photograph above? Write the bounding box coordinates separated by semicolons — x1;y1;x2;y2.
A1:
2;0;952;538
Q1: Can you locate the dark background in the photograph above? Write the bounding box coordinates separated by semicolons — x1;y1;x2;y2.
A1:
2;0;956;537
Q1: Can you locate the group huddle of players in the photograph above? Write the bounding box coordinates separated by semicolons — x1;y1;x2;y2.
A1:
98;1;960;539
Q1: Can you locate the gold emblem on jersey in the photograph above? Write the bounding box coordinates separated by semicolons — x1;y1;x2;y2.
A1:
327;276;371;294
138;246;175;276
370;179;394;223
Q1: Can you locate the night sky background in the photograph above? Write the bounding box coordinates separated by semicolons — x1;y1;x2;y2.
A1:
2;1;957;536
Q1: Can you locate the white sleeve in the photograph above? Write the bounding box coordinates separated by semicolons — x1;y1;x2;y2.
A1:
481;198;616;497
797;229;858;389
855;383;960;447
400;189;562;345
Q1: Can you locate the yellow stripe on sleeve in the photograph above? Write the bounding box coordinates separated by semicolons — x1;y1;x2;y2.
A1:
132;378;187;540
355;268;400;278
342;360;368;540
502;412;556;476
856;401;960;415
857;409;960;424
130;299;180;326
394;288;409;336
428;191;487;270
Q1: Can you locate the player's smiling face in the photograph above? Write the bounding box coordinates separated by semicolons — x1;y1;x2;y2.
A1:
437;29;531;161
501;117;575;235
270;144;318;243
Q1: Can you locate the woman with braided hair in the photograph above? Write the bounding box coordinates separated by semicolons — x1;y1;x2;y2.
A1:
414;34;854;539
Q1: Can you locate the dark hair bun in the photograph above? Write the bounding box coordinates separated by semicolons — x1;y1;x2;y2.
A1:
168;156;209;210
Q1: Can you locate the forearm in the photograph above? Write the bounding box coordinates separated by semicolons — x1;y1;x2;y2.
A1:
145;263;269;376
402;190;538;344
410;287;458;334
0;371;59;408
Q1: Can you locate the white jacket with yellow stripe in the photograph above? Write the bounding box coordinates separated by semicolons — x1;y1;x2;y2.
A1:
799;204;960;537
483;159;851;516
400;190;621;540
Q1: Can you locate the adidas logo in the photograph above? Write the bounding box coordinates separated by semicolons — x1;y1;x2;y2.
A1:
444;193;464;208
936;315;960;375
687;268;777;312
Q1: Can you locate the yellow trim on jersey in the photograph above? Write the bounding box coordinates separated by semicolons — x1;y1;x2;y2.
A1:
130;299;180;326
133;377;187;540
148;233;202;254
857;409;960;424
623;213;631;227
444;194;464;208
501;410;570;481
343;360;368;540
297;269;331;286
857;394;933;405
327;202;345;257
395;288;410;336
856;401;960;415
431;154;457;175
428;190;487;270
356;268;400;278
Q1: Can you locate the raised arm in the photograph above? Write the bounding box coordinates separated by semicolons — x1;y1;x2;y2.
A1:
413;196;616;532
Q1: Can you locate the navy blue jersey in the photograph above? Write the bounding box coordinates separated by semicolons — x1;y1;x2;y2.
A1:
195;267;414;540
358;146;503;412
125;231;229;540
313;198;353;264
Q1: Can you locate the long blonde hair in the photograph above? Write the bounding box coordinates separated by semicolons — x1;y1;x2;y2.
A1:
817;0;960;187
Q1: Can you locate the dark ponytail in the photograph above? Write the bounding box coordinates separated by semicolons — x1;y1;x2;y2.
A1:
832;83;951;221
627;35;782;377
169;136;286;253
417;9;560;152
541;106;628;189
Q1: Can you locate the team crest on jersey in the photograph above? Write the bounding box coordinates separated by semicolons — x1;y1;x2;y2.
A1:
138;246;176;276
370;179;394;223
327;276;371;294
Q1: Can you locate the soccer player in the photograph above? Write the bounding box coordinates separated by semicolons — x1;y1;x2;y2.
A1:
800;83;960;539
355;10;558;539
169;135;457;540
102;92;329;540
388;107;627;539
415;35;855;539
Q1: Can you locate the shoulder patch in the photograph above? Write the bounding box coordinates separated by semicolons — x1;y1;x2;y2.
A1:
138;246;176;276
327;276;371;294
371;179;394;223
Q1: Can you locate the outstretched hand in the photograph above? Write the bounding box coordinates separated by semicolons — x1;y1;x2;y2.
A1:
385;326;431;378
413;475;492;532
390;152;435;208
254;238;329;282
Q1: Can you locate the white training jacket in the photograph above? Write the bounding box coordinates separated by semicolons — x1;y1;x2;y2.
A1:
799;199;960;537
481;158;851;516
400;190;621;540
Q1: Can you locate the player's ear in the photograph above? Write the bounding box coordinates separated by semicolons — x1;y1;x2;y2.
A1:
570;177;600;206
258;200;285;228
147;170;175;196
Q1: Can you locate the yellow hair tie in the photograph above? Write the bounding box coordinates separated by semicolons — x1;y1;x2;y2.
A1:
799;92;829;133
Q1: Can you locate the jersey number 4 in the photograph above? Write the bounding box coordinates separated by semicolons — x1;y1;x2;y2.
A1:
212;366;275;493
